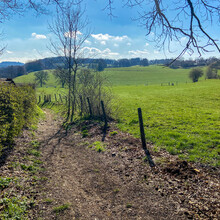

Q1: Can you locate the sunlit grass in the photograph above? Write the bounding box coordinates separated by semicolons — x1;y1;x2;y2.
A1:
113;80;220;166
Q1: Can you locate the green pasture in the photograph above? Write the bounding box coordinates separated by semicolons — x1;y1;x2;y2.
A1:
104;65;205;86
14;70;57;87
14;65;206;88
113;80;220;166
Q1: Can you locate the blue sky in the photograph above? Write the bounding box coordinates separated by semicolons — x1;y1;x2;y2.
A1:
0;0;219;63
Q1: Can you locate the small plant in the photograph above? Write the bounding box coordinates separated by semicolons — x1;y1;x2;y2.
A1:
53;203;70;214
33;159;43;165
88;141;106;152
20;163;40;173
44;198;54;204
0;177;12;190
81;129;88;138
153;146;159;152
113;188;120;193
27;149;41;157
94;141;106;152
0;196;29;219
126;203;132;208
30;140;40;149
110;131;118;136
93;169;99;173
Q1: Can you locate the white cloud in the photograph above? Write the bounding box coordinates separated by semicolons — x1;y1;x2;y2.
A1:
154;50;159;54
101;41;106;45
145;43;149;46
81;47;119;58
91;33;129;42
6;50;13;54
64;31;82;38
85;40;91;45
31;33;47;39
127;42;131;46
114;43;119;47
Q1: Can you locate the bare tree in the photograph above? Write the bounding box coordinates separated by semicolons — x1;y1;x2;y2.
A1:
34;70;49;87
104;0;220;61
0;0;65;22
49;2;90;121
53;68;68;88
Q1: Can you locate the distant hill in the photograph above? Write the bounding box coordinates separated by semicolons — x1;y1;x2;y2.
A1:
0;61;24;68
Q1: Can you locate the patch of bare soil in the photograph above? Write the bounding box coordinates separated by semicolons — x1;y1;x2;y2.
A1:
30;110;219;220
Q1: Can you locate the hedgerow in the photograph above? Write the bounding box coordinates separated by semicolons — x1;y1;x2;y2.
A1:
0;84;36;155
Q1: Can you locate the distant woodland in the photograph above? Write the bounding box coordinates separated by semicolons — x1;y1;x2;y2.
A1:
0;56;219;79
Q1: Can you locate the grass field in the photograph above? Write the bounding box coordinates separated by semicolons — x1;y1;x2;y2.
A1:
14;65;220;166
14;70;57;87
113;80;220;166
104;65;206;86
14;65;206;87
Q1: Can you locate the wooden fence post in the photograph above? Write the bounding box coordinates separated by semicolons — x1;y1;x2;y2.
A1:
87;97;92;117
138;108;155;167
79;95;83;116
101;100;107;130
59;94;63;103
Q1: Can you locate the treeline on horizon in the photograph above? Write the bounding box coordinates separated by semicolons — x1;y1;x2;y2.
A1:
0;56;219;79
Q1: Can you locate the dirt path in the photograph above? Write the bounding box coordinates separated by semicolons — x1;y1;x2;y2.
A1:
33;110;219;220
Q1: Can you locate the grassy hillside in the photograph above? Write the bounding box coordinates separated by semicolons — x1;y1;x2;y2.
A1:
14;65;206;87
104;65;205;86
14;70;57;87
113;80;220;166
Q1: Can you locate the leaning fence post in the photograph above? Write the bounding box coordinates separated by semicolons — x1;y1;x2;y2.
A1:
79;95;83;116
101;100;107;130
138;108;155;167
87;97;92;117
59;94;63;103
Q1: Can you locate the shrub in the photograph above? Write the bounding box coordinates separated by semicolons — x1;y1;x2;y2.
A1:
77;69;113;119
206;66;218;79
189;68;203;82
0;84;36;155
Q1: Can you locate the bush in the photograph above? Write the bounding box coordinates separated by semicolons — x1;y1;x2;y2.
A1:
189;68;203;82
77;69;113;119
206;66;218;79
0;84;36;155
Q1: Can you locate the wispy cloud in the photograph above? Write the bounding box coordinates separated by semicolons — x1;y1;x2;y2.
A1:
85;40;91;45
81;46;119;58
91;33;129;42
64;31;82;38
6;50;13;54
31;33;47;39
100;41;106;45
